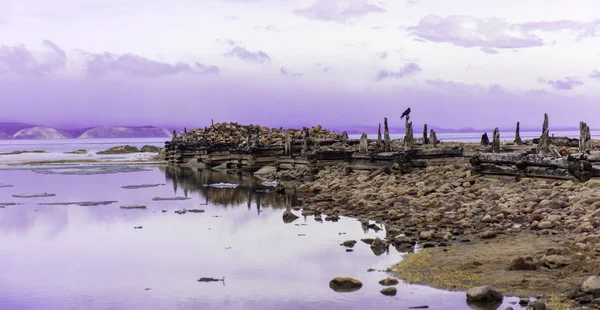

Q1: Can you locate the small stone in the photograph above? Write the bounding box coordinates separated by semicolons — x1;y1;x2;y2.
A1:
329;277;362;293
479;231;497;239
380;287;397;296
481;215;493;223
379;277;399;286
518;297;529;305
538;221;553;229
367;268;376;272
346;249;353;252
508;257;538;271
340;240;357;248
419;230;434;240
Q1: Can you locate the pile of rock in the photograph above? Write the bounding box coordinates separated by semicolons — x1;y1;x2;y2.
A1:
175;122;341;147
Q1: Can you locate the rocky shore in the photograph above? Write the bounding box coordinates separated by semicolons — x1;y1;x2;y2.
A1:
262;163;600;309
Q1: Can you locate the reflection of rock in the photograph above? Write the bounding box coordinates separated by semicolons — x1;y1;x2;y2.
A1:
329;277;362;292
197;277;223;282
283;209;299;223
122;184;165;189
208;182;239;189
152;197;191;201
380;287;397;296
120;205;147;209
12;193;55;198
0;206;5;209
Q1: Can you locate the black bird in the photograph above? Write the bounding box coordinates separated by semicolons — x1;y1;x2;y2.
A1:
400;108;411;120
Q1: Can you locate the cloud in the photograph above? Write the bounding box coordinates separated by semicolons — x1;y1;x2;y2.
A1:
83;52;218;78
590;69;600;79
538;76;583;90
224;45;271;64
223;15;241;21
280;67;302;77
316;63;331;72
377;51;388;59
480;47;499;54
408;15;600;50
374;63;421;81
0;40;66;75
294;0;385;23
254;25;281;32
217;38;239;46
196;63;220;75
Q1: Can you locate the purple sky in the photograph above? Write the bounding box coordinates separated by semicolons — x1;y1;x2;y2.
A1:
1;0;600;130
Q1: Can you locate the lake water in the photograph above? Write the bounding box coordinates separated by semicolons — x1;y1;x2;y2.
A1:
0;165;528;310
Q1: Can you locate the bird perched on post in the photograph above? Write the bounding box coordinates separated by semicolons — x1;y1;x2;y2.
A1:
400;108;411;120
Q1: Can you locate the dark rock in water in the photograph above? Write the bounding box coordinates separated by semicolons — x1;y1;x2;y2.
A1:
329;277;362;293
152;197;191;201
325;214;340;222
97;145;140;154
12;193;55;198
314;215;323;222
0;206;5;209
379;277;399;286
188;209;205;213
64;149;88;154
380;287;397;296
134;226;142;229
508;257;538;271
161;210;167;213
283;209;299;223
0;184;13;188
370;238;388;256
466;286;503;305
197;277;222;282
175;209;188;215
346;249;353;252
367;268;375;272
0;202;20;206
422;243;436;248
518;297;529;305
122;184;165;189
408;306;429;309
340;240;357;248
367;223;382;231
120;205;147;209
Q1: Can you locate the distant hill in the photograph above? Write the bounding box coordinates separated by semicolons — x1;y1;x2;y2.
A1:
12;127;73;140
0;122;38;136
0;132;11;140
77;126;171;139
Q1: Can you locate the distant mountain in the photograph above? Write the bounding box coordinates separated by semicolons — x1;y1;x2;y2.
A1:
78;126;171;139
12;127;73;140
0;122;38;136
0;132;11;140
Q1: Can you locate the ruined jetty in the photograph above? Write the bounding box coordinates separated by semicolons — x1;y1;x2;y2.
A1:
164;121;467;173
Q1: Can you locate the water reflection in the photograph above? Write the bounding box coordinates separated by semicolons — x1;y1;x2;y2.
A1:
0;165;528;310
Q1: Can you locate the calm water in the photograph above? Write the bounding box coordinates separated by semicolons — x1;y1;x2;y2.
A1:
0;138;167;153
0;166;527;310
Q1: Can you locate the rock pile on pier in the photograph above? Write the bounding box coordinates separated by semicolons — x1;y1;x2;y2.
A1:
175;122;341;147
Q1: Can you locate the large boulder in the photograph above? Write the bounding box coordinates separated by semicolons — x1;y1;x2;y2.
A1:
582;276;600;295
466;286;503;303
329;277;362;293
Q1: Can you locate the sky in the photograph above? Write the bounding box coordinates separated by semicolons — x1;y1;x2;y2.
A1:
0;0;599;130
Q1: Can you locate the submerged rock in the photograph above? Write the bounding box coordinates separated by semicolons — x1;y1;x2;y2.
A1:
380;287;397;296
120;204;147;209
121;184;165;189
329;277;362;293
12;193;55;198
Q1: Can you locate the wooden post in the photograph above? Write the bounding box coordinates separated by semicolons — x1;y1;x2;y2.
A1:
377;123;383;149
514;122;522;145
384;117;391;152
341;131;348;144
537;113;550;154
580;121;591;152
430;129;438;148
284;130;291;156
423;124;429;144
359;133;368;153
492;127;500;153
301;128;309;155
403;118;414;150
481;133;490;146
172;130;177;140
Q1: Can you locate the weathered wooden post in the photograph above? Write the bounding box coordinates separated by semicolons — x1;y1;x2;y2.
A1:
403;118;414;150
580;121;591;152
384;117;391;152
341;131;348;144
492;127;500;153
284;130;291;156
481;133;490;146
172;130;177;140
377;123;383;149
423;124;429;144
537;113;550;154
514;122;522;145
359;133;368;153
430;129;438;148
301;128;309;155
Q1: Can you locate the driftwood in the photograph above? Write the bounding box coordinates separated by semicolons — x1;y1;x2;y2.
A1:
423;124;429;144
580;121;591;152
359;133;368;153
537;113;550;154
514;122;522;145
492;128;500;153
404;119;414;150
430;130;438;148
377;123;382;148
481;133;489;146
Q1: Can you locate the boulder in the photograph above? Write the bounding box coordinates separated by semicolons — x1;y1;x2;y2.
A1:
466;286;503;303
379;277;399;286
329;277;362;293
508;257;538;271
582;276;600;295
370;238;388;256
540;255;571;269
380;287;397;296
282;209;299;223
